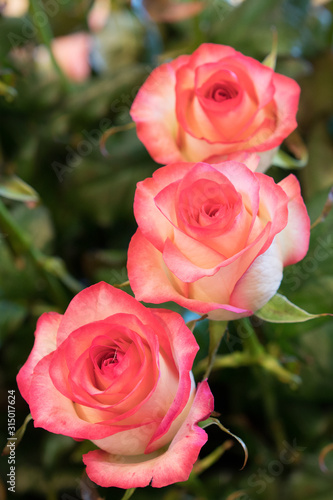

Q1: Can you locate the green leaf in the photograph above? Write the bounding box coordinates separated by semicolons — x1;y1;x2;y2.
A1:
199;417;248;470
255;293;332;323
198;418;215;429
209;320;228;359
186;314;208;333
262;28;278;70
0;175;39;203
272;149;308;169
272;131;308;169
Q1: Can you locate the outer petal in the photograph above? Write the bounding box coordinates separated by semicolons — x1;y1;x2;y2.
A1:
128;228;190;301
16;312;62;403
127;229;251;319
254;73;300;152
145;310;199;452
276;174;310;266
186;43;237;68
83;380;214;489
230;239;283;312
130;57;189;164
162;220;271;284
230;73;300;155
56;282;162;346
253;172;289;254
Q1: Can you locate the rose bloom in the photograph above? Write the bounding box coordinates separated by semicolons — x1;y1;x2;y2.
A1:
127;157;310;320
130;43;300;172
17;282;213;488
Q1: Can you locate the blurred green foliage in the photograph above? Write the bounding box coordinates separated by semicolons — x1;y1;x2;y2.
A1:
0;0;333;499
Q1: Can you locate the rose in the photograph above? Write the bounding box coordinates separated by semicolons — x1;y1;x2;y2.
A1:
17;282;213;488
127;157;310;320
130;43;300;172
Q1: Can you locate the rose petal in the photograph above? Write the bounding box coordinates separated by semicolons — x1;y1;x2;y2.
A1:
187;43;237;69
162;216;272;283
130;57;189;164
134;162;196;250
93;311;193;456
51;319;160;420
83;380;214;488
56;282;164;346
276;174;310;266
28;353;127;440
128;228;190;301
145;309;199;452
128;229;251;319
230;239;283;312
254;172;289;254
255;72;300;151
17;312;62;404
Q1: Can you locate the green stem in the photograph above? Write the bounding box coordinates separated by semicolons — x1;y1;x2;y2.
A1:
238;317;265;358
203;320;228;380
195;319;300;387
0;198;82;307
193;440;233;475
0;196;31;254
239;319;287;451
120;488;136;500
29;0;72;92
192;11;204;48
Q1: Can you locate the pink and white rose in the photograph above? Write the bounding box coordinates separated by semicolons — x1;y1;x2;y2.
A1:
130;43;300;172
17;282;213;488
127;157;310;320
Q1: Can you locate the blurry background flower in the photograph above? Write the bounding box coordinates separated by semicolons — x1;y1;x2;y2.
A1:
0;0;28;17
34;32;93;83
88;0;111;32
141;0;205;23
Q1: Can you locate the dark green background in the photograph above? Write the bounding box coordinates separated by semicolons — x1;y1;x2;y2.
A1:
0;1;333;499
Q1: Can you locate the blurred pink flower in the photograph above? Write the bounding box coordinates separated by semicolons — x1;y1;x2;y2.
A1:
51;32;92;83
88;0;111;32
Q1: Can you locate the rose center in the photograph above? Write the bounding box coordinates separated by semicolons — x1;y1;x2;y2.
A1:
203;202;221;218
208;82;238;102
100;349;118;368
